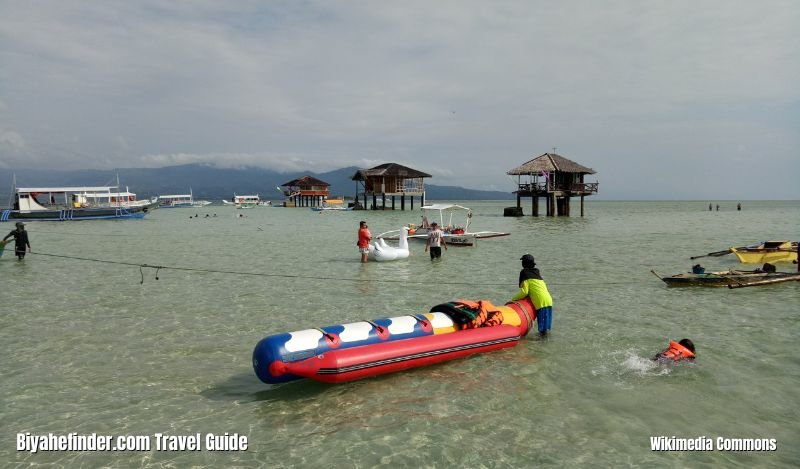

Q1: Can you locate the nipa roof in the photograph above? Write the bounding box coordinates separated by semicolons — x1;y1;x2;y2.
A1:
281;175;330;187
507;153;596;175
352;163;432;180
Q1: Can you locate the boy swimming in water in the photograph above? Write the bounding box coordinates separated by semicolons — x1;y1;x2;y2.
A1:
653;338;696;362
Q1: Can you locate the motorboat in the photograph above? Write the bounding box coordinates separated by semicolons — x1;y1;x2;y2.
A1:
377;204;510;246
651;267;800;287
1;181;157;222
310;198;352;211
222;194;271;209
158;189;211;208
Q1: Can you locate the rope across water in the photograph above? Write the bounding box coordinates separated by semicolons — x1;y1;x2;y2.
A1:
28;251;649;287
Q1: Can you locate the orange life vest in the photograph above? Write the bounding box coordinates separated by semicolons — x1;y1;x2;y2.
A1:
451;299;505;329
659;341;695;361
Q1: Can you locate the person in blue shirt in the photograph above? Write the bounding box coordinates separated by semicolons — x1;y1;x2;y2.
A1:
512;254;553;336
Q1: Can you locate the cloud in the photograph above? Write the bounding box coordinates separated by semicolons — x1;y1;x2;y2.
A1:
0;1;798;198
137;152;343;173
0;128;25;150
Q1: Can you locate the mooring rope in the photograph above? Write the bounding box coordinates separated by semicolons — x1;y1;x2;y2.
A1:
26;251;651;287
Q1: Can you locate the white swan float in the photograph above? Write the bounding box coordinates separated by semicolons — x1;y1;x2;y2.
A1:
369;227;410;261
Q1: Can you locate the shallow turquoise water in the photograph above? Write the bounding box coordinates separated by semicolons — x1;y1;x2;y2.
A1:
1;201;798;467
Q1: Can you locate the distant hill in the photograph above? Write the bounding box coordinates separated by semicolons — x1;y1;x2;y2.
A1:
0;164;514;201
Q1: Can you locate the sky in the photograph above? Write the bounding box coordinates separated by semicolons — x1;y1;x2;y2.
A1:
0;1;798;199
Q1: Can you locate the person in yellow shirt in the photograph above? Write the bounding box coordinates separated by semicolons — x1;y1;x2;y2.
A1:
512;254;553;336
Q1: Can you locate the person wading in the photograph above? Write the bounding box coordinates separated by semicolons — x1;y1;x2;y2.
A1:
3;222;31;260
424;222;447;261
357;221;372;263
512;254;553;337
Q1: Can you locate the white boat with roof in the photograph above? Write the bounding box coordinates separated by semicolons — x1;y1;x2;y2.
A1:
158;189;212;208
222;194;271;208
2;180;157;222
377;204;511;246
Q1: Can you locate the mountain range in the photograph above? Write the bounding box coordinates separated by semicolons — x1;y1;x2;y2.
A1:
0;164;515;201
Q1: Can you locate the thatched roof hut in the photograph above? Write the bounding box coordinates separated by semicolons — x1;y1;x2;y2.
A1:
351;163;431;210
280;175;330;207
507;153;596;175
507;152;598;217
281;175;330;188
351;163;432;181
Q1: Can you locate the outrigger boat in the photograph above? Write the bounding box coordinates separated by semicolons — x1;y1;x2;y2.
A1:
690;240;798;264
310;197;352;212
158;189;211;208
651;267;800;287
253;297;535;384
377;204;510;246
1;183;157;222
730;241;797;264
222;194;271;208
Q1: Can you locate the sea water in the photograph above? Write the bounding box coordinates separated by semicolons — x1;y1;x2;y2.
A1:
1;200;798;467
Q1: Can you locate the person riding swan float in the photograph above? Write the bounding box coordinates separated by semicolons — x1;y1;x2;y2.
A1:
368;227;410;262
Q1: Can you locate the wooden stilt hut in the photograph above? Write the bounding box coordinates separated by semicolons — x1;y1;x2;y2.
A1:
280;176;330;208
351;163;431;210
507;153;598;217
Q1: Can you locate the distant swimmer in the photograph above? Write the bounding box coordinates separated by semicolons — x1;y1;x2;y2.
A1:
653;339;695;362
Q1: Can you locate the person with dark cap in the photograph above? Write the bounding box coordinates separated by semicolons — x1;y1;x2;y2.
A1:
3;221;31;260
512;254;553;336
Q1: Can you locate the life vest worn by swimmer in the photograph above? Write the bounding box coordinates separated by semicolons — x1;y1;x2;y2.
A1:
430;299;505;329
656;341;696;361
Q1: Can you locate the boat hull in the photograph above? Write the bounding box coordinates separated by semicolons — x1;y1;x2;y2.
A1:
253;298;535;384
1;205;152;222
658;270;799;287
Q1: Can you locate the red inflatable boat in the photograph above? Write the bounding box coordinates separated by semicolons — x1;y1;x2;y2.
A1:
252;298;535;384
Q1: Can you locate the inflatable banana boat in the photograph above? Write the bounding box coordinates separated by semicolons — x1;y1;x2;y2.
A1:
252;297;535;384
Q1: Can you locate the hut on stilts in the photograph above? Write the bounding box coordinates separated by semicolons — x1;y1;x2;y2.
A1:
507;152;598;216
279;176;330;208
351;163;431;210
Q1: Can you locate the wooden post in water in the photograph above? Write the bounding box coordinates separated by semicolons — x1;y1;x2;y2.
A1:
391;196;395;210
580;195;585;217
401;195;405;210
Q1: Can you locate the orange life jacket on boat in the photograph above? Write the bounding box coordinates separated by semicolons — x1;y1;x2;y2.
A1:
434;299;505;329
658;341;695;361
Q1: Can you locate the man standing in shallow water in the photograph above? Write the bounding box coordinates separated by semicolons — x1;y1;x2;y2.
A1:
3;222;31;260
512;254;553;336
424;222;447;261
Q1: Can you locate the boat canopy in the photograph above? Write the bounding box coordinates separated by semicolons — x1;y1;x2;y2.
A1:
420;204;470;212
17;186;118;193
